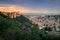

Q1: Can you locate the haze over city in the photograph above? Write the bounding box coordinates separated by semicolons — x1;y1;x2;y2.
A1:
0;0;60;14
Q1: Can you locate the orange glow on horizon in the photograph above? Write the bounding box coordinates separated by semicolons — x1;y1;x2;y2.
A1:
0;4;60;14
0;4;37;13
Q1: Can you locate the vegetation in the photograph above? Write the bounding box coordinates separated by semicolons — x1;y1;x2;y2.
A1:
0;12;60;40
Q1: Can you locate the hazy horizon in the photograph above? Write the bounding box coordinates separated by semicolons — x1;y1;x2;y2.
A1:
0;0;60;14
22;13;60;16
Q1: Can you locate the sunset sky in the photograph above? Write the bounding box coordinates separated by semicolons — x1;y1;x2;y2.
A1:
0;0;60;14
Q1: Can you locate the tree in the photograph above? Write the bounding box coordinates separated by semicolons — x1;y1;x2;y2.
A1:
43;27;52;31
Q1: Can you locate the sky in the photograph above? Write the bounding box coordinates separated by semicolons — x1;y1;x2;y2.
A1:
0;0;60;14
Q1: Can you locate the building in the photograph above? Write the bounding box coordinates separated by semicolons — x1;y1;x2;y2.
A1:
2;12;21;18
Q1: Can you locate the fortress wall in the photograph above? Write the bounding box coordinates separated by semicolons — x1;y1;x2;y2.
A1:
1;12;21;18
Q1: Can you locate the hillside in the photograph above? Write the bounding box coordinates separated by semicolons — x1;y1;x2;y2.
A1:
0;12;25;40
0;12;60;40
0;12;40;40
0;13;19;40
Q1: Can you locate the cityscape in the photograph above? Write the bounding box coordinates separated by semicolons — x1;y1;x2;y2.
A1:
0;0;60;40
